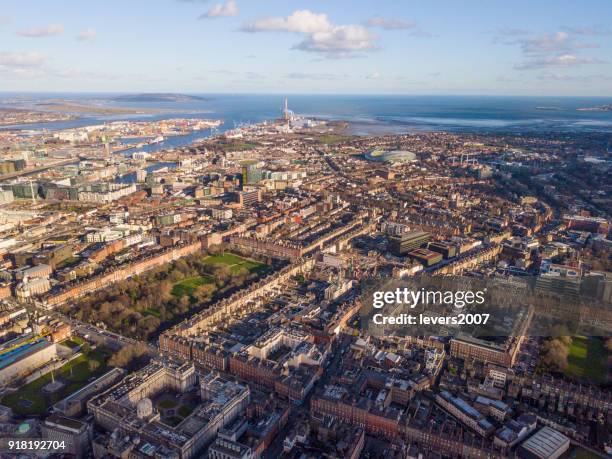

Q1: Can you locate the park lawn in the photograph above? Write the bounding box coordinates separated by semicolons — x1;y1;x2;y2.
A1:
566;336;607;384
59;336;86;349
203;254;267;274
171;275;214;298
233;259;268;274
1;349;108;416
203;253;247;266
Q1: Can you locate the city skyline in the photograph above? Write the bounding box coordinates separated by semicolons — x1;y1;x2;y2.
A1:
1;0;612;96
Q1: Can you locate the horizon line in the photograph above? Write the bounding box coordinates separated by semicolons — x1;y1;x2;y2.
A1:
1;91;612;98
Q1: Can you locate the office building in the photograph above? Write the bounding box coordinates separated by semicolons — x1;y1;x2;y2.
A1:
388;231;430;256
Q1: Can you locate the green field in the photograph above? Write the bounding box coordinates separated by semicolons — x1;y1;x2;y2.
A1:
203;253;267;274
59;336;85;349
171;275;214;297
566;336;607;383
171;255;266;298
1;349;109;416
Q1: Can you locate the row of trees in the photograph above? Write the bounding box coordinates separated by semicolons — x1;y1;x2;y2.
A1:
62;252;263;340
108;343;152;371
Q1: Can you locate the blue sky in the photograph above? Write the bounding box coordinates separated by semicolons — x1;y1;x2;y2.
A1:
1;0;611;95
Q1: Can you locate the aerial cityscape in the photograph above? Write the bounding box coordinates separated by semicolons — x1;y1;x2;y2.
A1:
1;1;612;458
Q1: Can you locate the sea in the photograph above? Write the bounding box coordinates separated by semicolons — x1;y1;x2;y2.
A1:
1;93;611;155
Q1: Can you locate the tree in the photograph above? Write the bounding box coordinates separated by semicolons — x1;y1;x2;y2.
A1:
80;342;91;356
108;343;151;371
539;337;571;372
193;283;216;303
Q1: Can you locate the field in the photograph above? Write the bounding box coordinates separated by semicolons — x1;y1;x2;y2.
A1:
170;254;266;297
59;336;86;350
566;336;607;384
171;275;214;297
202;253;268;274
1;349;109;416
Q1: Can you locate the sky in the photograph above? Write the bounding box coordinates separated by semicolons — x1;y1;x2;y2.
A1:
1;0;611;96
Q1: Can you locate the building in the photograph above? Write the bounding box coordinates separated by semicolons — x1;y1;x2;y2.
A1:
53;367;126;417
427;241;457;259
388;231;430;256
518;426;570;459
78;183;136;203
88;360;250;459
15;277;51;300
0;337;57;386
563;215;609;234
0;189;14;205
212;208;233;220
450;335;524;367
435;391;495;437
207;435;254;459
241;162;262;185
238;189;262;207
41;415;92;458
407;248;443;266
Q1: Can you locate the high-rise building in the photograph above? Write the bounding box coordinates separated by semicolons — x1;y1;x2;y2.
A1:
388;231;430;256
241;161;262;185
238;189;261;207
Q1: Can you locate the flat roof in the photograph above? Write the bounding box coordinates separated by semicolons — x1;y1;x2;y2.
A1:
520;426;569;458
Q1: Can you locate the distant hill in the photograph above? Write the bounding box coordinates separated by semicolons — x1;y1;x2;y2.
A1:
112;93;207;103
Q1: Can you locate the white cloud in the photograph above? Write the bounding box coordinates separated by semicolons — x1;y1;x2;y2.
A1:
286;72;342;80
515;54;604;70
242;10;377;58
0;51;47;78
366;17;416;31
16;24;64;37
560;25;612;36
77;28;97;42
243;10;331;34
200;0;238;19
0;51;121;81
520;31;572;54
366;72;380;79
0;51;46;67
501;30;605;71
536;72;612;82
